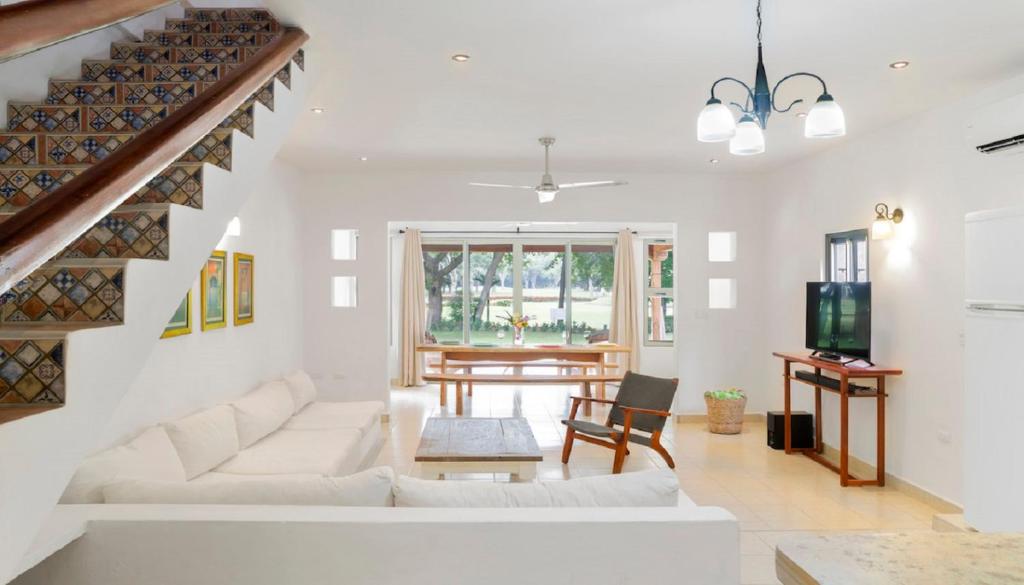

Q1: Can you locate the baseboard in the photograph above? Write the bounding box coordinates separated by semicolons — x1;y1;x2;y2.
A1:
932;513;975;532
818;443;963;514
675;413;766;424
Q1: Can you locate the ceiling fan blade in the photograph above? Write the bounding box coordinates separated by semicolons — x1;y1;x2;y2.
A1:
557;180;628;189
468;182;535;190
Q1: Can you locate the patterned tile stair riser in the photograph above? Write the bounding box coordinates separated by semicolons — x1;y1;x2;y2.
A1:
79;60;292;90
0;267;125;324
47;80;275;110
163;19;281;33
0;130;233;169
9;100;259;137
0;340;65;405
109;43;259;65
142;31;279;47
0;164;204;212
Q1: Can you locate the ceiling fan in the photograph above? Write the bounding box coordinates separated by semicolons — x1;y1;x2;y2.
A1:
470;137;627;203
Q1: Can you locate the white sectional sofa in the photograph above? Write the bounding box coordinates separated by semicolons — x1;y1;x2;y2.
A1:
60;371;385;504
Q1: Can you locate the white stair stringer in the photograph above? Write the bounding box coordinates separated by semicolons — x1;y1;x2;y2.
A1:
0;61;308;584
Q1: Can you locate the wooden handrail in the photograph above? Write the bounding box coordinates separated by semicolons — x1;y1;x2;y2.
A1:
0;27;309;294
0;0;177;64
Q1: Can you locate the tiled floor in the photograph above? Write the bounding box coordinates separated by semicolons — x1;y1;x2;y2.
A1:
373;381;941;585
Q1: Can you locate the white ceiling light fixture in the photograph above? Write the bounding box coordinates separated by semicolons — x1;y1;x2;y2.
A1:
360;156;368;161
311;107;325;114
889;60;910;70
469;137;627;204
697;0;846;155
451;53;471;62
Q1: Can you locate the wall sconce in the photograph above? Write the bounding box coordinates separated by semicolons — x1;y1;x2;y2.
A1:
871;203;903;240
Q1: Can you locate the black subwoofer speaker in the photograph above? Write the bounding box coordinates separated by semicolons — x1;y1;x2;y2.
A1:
767;411;814;450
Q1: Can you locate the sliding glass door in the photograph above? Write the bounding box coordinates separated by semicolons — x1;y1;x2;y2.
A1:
424;238;614;345
468;244;514;344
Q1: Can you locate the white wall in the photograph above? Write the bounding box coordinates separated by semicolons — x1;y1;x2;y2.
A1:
99;161;305;448
760;73;1024;505
293;171;768;414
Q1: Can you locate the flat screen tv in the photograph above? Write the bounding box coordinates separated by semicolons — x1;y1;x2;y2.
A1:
805;282;872;361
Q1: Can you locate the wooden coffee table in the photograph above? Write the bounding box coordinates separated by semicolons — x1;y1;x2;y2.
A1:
414;417;543;481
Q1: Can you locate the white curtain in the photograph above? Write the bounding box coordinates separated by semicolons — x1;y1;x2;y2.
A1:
609;229;639;372
400;229;426;386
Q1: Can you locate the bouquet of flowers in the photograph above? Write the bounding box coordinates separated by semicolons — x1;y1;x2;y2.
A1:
500;311;530;330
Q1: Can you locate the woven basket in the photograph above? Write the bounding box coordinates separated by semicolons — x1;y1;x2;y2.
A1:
705;395;747;435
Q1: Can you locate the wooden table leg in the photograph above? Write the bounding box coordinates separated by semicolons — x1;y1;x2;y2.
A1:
466;366;473;397
877;376;886;486
455;381;463;416
784;359;792;454
597;353;606;400
583;381;593;417
439;353;448;407
814;367;823;454
839;375;850;487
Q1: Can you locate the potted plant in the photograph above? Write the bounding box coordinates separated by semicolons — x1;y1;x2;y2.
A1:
703;388;747;434
499;311;531;345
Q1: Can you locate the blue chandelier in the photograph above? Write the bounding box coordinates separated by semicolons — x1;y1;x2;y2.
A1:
697;0;846;156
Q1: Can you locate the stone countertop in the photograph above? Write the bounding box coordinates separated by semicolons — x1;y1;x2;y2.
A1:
776;532;1024;585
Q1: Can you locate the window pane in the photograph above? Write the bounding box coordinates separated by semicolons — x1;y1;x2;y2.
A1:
468;244;513;344
647;243;673;288
832;240;849;282
522;245;567;344
571;245;614;343
647;296;674;342
423;246;463;343
855;239;868;283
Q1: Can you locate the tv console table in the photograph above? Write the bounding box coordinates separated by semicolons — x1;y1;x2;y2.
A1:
772;352;903;487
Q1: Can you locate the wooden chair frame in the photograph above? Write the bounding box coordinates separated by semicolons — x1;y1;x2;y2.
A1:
561;395;675;474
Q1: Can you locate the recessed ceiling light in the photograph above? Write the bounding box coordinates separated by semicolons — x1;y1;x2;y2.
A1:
451;54;471;63
311;107;325;114
709;158;720;164
796;112;808;118
359;157;368;162
889;60;910;70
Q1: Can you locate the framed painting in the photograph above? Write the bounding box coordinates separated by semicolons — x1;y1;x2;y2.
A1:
233;252;254;326
160;290;192;339
201;250;227;331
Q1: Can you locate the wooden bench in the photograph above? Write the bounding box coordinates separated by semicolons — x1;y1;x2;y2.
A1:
427;360;620;397
422;372;623;416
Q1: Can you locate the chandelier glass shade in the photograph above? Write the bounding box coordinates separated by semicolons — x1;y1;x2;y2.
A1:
729;115;766;156
697;0;845;155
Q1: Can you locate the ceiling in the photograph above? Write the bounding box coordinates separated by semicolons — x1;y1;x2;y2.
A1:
267;0;1024;173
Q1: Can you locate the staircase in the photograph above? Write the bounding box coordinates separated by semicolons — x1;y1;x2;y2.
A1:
0;7;303;423
0;6;308;582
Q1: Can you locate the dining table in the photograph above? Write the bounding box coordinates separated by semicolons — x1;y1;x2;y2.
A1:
416;342;632;406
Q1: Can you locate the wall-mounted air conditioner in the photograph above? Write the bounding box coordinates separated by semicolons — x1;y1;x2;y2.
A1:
965;93;1024;155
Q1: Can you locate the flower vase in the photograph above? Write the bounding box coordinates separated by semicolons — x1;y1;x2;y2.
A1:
513;326;525;345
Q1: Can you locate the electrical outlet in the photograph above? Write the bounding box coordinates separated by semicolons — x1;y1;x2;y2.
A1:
937;428;952;444
958;332;966;348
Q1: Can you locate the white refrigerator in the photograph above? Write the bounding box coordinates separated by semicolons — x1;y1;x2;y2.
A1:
964;206;1024;532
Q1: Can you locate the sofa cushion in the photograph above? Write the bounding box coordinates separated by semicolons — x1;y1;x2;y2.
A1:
394;469;681;508
283;370;317;413
104;467;395;507
282;400;384;432
215;428;362;476
230;381;295;448
60;427;186;504
190;471;324;485
163;405;240;480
